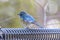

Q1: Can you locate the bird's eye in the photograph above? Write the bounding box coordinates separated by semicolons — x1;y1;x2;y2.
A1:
20;14;23;16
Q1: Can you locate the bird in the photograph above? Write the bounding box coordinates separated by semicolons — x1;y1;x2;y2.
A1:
18;11;44;29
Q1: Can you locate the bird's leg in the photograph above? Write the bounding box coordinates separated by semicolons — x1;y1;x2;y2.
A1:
21;20;29;29
20;20;27;28
20;22;26;28
24;22;30;29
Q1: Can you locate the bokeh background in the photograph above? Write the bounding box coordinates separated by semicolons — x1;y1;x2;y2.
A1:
0;0;60;29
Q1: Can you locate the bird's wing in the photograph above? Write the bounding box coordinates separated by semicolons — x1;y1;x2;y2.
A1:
24;15;35;23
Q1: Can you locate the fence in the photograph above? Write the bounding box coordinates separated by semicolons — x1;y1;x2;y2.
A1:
0;28;60;40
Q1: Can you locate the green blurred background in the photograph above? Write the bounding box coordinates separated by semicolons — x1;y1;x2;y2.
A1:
0;0;60;29
0;0;36;28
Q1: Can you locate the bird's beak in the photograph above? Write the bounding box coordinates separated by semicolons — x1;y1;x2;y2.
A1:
17;14;19;15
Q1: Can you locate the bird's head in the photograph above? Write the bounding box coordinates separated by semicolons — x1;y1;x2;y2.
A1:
18;11;26;17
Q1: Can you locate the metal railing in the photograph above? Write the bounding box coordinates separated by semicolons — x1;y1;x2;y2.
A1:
0;28;60;40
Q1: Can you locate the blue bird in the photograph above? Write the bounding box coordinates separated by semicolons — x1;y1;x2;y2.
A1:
18;11;43;28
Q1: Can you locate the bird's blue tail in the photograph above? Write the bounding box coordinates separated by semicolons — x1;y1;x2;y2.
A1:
32;21;44;28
